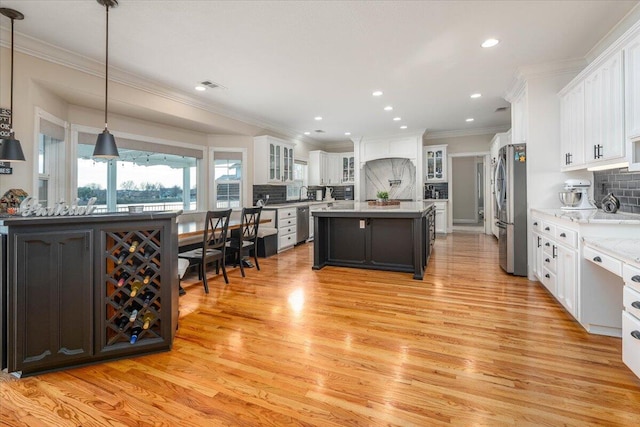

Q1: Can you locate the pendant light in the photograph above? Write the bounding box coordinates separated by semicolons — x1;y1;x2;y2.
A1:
0;7;26;162
93;0;119;159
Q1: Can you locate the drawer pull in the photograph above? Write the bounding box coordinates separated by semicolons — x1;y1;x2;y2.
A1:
632;330;640;340
593;256;602;263
560;232;566;238
632;301;640;309
545;258;550;263
544;226;550;231
632;275;640;283
545;242;550;247
545;274;550;279
533;222;538;226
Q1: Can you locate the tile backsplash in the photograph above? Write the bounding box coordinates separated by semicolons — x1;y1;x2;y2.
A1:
593;167;640;214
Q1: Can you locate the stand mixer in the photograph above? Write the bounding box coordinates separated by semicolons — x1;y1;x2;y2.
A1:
559;179;597;210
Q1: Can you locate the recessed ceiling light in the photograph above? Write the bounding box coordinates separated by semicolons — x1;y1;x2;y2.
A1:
470;93;482;98
304;131;310;135
345;132;351;136
314;116;323;121
195;85;206;91
400;125;408;129
372;91;383;97
393;117;401;121
384;106;393;111
481;38;499;48
466;118;475;122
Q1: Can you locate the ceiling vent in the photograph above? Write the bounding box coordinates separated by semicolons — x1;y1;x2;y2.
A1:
495;106;510;112
314;130;325;133
200;80;226;90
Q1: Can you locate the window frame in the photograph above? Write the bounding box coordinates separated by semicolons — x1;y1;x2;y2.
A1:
33;108;67;206
209;147;248;210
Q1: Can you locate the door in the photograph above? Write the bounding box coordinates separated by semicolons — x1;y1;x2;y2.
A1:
11;230;93;373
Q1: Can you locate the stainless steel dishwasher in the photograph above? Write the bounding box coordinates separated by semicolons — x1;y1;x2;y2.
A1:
296;205;309;244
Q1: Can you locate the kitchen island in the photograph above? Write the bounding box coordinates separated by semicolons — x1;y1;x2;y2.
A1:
312;201;435;279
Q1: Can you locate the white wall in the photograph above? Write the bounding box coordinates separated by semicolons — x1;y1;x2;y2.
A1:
425;133;493;154
452;156;478;222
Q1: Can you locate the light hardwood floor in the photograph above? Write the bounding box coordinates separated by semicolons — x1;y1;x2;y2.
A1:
1;233;639;426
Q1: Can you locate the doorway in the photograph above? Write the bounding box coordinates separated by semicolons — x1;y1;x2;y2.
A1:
448;152;490;234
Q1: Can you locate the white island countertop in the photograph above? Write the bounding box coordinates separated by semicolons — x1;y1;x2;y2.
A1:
313;201;435;214
532;208;640;224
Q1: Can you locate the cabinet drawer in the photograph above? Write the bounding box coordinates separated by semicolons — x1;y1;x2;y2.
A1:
555;226;577;249
623;263;640;293
279;233;296;249
624;285;640;319
541;221;556;237
542;238;555;257
583;246;623;276
531;217;542;232
278;208;296;220
541;267;557;295
542;251;557;273
280;225;296;236
622;311;640;379
279;217;297;228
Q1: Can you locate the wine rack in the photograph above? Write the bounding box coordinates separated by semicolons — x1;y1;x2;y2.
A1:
104;228;163;347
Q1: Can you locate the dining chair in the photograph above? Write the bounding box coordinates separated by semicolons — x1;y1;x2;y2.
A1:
227;206;262;277
178;209;231;293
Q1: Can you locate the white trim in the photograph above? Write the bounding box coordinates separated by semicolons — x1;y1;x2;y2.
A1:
448;151;492;235
33;108;68;205
424;126;510;140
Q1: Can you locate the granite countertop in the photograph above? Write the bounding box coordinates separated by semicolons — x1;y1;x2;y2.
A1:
424;198;449;202
313;201;434;214
582;237;640;265
531;208;640;224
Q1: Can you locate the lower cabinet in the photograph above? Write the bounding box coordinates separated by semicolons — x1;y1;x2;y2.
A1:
531;214;579;319
278;207;297;251
434;201;448;234
2;213;178;377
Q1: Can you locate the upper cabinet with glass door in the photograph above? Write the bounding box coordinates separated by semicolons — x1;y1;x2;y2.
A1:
425;144;448;182
254;135;295;184
341;153;355;183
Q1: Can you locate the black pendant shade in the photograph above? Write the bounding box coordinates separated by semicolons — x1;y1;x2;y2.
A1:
0;7;26;162
0;135;26;162
93;0;119;159
93;129;119;158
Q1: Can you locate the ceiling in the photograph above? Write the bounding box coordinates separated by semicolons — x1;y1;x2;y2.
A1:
0;0;638;144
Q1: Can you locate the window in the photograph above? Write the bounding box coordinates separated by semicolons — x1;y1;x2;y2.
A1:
214;152;242;209
75;131;202;213
37;111;66;206
286;160;308;200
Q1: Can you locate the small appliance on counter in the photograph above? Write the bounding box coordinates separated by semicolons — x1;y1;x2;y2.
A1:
344;185;353;200
558;179;597;210
316;189;323;201
601;192;620;213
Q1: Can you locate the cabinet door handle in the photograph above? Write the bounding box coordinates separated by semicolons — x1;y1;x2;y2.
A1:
632;275;640;283
560;233;566;238
593;144;598;159
632;330;640;340
545;274;550;279
593;256;602;263
537;236;541;248
544;226;550;231
552;245;557;259
632;301;640;309
568;153;572;164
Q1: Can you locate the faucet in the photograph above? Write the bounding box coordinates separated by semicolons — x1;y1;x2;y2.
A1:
299;186;309;201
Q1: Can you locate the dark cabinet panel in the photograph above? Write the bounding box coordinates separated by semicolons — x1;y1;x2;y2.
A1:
12;230;93;373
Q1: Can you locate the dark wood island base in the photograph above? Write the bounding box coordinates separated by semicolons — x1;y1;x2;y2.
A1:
312;202;435;280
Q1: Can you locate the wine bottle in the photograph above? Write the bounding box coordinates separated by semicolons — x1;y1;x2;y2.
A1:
129;327;142;344
115;250;127;265
113;293;130;306
143;245;156;259
128;240;140;253
129;280;142;297
116;272;130;288
141;291;154;307
143;268;154;284
142;312;154;330
117;315;130;331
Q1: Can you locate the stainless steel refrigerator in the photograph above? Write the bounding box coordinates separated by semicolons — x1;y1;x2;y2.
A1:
494;144;527;276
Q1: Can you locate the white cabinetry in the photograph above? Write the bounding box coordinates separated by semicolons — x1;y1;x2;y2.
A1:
254;136;295;184
340;153;355;183
510;84;528;145
559;82;586;170
584;51;625;165
533;216;579;319
309;151;351;185
622;264;640;378
425;145;447;182
308;151;327;186
309;203;329;240
277;207;297;251
434;201;447;234
625;33;640;170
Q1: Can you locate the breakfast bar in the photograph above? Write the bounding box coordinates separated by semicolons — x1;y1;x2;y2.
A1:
312;201;435;279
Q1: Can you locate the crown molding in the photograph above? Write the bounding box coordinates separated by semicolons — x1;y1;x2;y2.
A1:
424;126;510;140
0;28;314;142
586;3;640;63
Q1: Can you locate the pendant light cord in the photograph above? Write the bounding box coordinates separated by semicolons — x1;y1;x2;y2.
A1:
9;16;14;133
104;4;109;129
